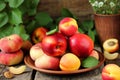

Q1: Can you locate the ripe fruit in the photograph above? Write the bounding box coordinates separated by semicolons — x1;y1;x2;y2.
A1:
102;64;120;80
59;53;81;71
31;27;47;44
30;43;44;61
69;33;94;58
0;50;24;66
0;34;23;52
104;51;119;60
41;33;67;56
89;50;99;60
35;54;60;70
59;17;78;36
9;65;26;74
103;38;119;53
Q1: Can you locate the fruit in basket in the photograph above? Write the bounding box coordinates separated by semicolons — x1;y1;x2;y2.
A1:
59;17;78;36
89;50;99;60
103;38;119;52
31;27;47;44
103;51;119;60
0;50;24;65
59;53;81;71
30;43;44;61
41;33;67;56
0;34;23;52
102;64;120;80
35;54;60;70
9;65;26;74
69;33;94;58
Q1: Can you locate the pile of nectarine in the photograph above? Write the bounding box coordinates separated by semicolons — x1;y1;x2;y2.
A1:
29;17;99;71
0;34;24;66
103;38;119;60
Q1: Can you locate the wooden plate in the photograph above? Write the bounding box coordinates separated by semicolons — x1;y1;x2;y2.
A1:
24;50;105;75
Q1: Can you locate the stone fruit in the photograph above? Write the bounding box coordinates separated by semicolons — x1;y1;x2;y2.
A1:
59;53;81;71
35;54;60;70
9;65;26;74
41;32;67;56
103;38;119;53
21;40;33;51
59;17;78;36
102;64;120;80
104;51;119;60
31;27;47;44
30;43;44;61
89;50;99;60
0;50;24;65
69;33;94;58
0;34;23;52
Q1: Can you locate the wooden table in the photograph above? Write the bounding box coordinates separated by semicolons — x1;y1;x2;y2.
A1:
0;46;108;80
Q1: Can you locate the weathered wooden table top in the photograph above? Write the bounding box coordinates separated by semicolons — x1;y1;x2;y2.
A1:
1;46;119;80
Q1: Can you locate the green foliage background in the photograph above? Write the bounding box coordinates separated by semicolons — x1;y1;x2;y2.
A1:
0;0;98;43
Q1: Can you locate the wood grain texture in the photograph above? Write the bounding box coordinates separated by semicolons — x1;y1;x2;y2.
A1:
37;0;94;21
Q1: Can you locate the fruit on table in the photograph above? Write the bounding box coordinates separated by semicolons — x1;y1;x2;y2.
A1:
9;65;26;74
35;54;60;70
0;50;24;65
0;34;23;52
41;32;67;56
59;53;81;71
89;50;99;60
69;33;94;58
30;43;44;61
102;64;120;80
103;51;119;60
103;38;119;53
31;27;47;44
59;17;78;36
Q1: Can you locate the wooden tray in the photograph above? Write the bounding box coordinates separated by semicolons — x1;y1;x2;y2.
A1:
24;50;105;75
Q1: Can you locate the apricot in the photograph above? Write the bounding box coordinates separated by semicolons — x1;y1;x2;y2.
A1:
103;38;119;53
59;53;81;71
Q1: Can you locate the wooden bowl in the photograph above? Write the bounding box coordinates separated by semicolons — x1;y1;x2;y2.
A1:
24;50;105;75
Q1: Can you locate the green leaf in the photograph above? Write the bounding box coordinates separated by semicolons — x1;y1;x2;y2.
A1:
13;25;29;40
26;20;36;34
61;8;73;17
82;56;99;68
46;26;58;35
0;12;8;28
0;25;13;38
78;27;84;33
88;29;95;42
9;8;23;25
8;0;24;8
0;1;6;12
81;20;94;32
35;12;53;26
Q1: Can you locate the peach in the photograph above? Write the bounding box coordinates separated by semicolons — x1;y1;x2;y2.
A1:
0;34;23;52
59;53;81;71
35;54;60;70
0;50;24;66
31;27;47;44
59;17;78;36
21;40;33;51
89;50;99;60
104;51;119;60
30;43;44;61
102;64;120;80
103;38;119;53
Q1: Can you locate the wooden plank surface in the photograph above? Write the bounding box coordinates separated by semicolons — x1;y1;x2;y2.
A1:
0;64;33;80
34;65;103;80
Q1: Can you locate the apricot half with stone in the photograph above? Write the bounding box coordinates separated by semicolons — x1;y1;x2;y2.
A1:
103;38;119;53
